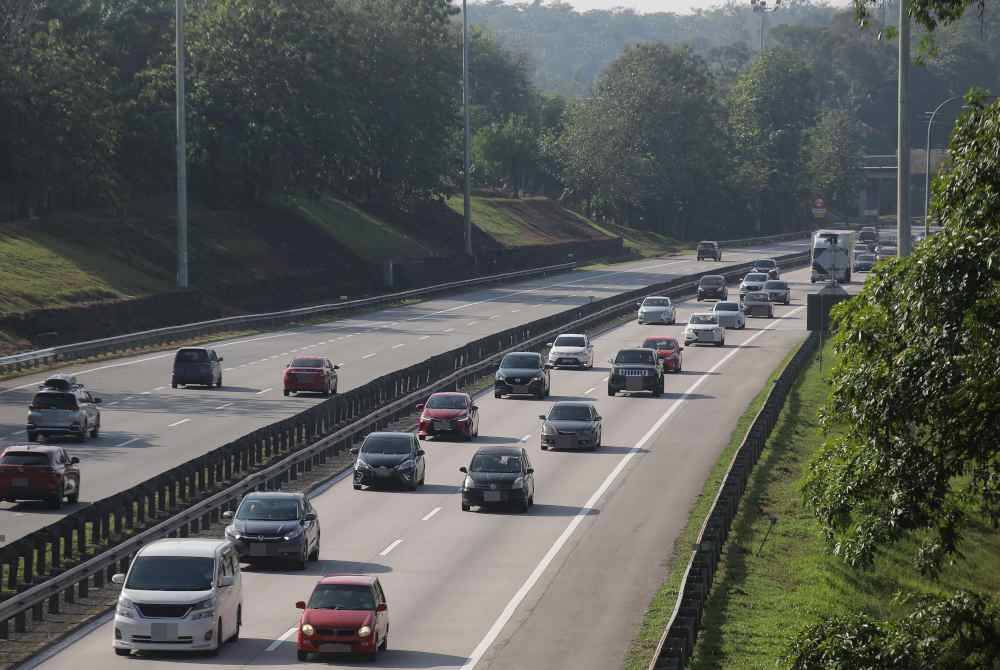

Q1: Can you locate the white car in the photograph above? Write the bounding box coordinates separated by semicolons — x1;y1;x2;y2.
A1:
712;301;746;330
636;296;676;325
739;272;769;298
112;538;243;657
684;313;726;347
546;333;594;368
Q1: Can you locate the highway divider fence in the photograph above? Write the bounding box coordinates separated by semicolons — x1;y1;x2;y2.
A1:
646;328;821;670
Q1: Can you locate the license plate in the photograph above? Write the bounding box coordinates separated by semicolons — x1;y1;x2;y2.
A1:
249;543;269;557
511;386;530;394
433;421;450;431
150;623;177;641
377;467;393;478
320;643;353;653
557;436;578;449
626;378;644;391
12;478;28;488
484;491;502;502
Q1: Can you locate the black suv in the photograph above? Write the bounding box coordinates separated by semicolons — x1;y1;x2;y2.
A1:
697;241;721;261
607;348;664;397
495;352;551;399
697;275;728;301
171;347;223;388
223;491;321;569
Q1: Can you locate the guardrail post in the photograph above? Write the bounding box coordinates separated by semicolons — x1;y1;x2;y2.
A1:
77;573;88;599
48;593;60;615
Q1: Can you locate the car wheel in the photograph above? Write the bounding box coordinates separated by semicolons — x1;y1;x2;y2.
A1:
283;389;289;397
495;392;502;399
368;648;378;662
90;422;99;438
518;499;529;514
653;382;664;397
171;382;178;389
229;607;241;642
540;443;548;451
297;650;309;661
353;483;362;490
67;480;80;504
114;648;131;657
217;375;223;388
48;490;63;510
294;547;308;571
381;628;389;650
76;426;87;443
207;619;222;656
462;502;470;511
607;387;615;397
309;535;320;561
785;299;790;305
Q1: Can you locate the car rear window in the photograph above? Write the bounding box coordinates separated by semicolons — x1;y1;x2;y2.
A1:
290;358;324;368
697;242;716;249
1;451;51;466
31;393;78;410
642;339;676;350
175;349;208;363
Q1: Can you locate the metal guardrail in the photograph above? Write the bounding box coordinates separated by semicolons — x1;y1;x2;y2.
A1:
0;250;810;646
647;329;821;670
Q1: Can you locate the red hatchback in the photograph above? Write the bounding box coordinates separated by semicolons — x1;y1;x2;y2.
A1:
416;392;479;441
642;337;683;372
296;575;390;662
284;357;339;396
0;445;80;509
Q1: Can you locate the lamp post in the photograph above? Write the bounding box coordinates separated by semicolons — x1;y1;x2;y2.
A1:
896;0;911;259
750;0;781;51
175;0;188;287
462;0;473;257
922;95;962;237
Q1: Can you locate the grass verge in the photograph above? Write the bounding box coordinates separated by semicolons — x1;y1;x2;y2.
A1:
447;195;611;247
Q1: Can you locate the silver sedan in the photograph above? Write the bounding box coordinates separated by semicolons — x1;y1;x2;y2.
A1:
539;402;602;451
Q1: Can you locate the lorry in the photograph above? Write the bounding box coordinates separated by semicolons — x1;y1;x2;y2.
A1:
810;229;854;283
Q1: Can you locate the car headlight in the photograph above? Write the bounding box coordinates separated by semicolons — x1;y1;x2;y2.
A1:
397;459;416;471
495;373;505;382
116;597;136;617
358;625;372;638
463;476;476;490
190;597;216;620
356;458;372;471
512;476;524;489
533;374;544;381
541;422;554;436
284;526;304;541
224;526;241;540
455;414;470;422
301;623;315;637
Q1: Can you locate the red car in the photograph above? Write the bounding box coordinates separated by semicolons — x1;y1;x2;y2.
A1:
642;337;683;372
416;392;479;441
0;445;80;509
296;575;390;662
284;357;339;396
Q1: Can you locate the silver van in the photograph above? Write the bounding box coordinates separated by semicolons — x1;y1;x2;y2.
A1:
26;388;101;442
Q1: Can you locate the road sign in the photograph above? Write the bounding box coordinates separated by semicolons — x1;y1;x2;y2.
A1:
812;197;827;219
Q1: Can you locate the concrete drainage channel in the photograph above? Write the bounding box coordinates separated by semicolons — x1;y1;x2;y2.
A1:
0;252;810;669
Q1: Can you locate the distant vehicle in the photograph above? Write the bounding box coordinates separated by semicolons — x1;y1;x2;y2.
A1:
712;301;746;330
222;491;320;569
416;392;479;441
684;313;725;347
38;374;81;392
607;348;664;397
351;432;426;491
27;387;101;443
697;275;728;301
539;402;602;451
460;446;534;512
858;226;879;244
283;357;339;396
743;291;774;318
172;347;223;388
739;272;769;297
697;241;722;261
636;296;676;325
855;253;876;272
112;538;242;657
763;280;791;305
0;445;80;509
295;575;390;662
811;230;854;283
546;333;595;369
750;259;780;279
876;244;897;261
641;336;684;372
494;352;551;399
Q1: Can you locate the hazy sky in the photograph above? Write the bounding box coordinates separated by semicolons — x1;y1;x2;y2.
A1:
519;0;851;15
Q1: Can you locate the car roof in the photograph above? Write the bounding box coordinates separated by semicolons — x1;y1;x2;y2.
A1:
698;240;717;244
242;491;304;500
176;347;211;352
138;538;229;558
365;431;413;439
642;335;678;341
318;574;377;586
642;296;670;300
715;301;739;306
473;446;524;456
554;333;586;338
2;445;60;455
504;351;540;357
700;274;725;280
428;392;469;398
617;347;655;353
550;400;595;408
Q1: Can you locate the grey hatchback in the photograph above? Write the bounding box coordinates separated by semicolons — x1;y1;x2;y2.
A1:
539;402;602;450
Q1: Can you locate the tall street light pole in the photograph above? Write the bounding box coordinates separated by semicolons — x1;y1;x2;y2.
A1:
175;0;189;287
896;0;912;259
750;0;781;51
923;95;962;238
462;0;473;257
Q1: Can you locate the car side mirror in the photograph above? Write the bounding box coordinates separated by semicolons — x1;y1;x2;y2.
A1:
285;363;291;368
544;364;553;370
296;600;306;610
416;403;424;411
459;466;468;474
94;397;102;404
334;364;341;369
545;342;553;347
349;446;359;455
304;512;317;522
538;415;546;420
28;404;35;410
111;573;126;585
222;510;234;519
471;405;478;411
526;468;534;474
218;356;224;362
376;603;388;612
70;456;80;464
220;575;235;588
417;449;425;456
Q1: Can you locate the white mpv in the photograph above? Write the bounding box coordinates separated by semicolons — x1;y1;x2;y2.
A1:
112;538;243;656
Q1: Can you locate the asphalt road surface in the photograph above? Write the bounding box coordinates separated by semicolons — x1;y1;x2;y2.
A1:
31;264;865;670
0;241;809;543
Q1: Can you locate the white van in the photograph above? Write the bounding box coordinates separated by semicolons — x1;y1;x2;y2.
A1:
111;538;242;656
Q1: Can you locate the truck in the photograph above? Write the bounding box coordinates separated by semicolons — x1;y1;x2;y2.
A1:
810;229;854;283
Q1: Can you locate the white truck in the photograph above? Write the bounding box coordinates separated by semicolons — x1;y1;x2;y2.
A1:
810;229;854;284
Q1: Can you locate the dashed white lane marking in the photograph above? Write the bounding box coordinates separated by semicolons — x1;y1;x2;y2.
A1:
153;386;165;391
106;401;119;406
468;321;479;327
511;309;521;313
363;353;377;359
422;507;442;521
489;314;500;320
123;396;134;401
444;328;455;333
224;367;234;372
379;539;403;557
116;438;140;448
585;387;595;395
419;335;431;341
520;434;531;442
392;344;406;349
602;377;609;382
256;388;273;395
168;418;190;428
215;402;233;410
266;626;298;652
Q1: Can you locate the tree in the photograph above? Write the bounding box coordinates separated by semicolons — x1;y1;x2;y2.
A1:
803;93;1000;574
473;115;539;192
802;109;865;215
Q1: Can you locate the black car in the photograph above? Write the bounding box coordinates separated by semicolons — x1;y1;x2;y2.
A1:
460;446;534;513
351;432;426;491
223;492;320;569
494;352;551;399
697;241;722;261
172;347;223;388
697;275;728;301
607;348;664;397
750;259;780;279
855;253;876;272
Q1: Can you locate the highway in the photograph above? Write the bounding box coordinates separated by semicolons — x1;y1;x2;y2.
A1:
0;240;809;543
30;264;857;670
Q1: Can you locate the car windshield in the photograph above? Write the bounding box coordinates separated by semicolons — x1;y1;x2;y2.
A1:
125;556;215;591
426;395;467;410
308;584;376;611
700;276;724;286
690;314;717;325
548;405;592;421
553;336;586;348
361;435;412;455
744;273;767;282
236;498;300;521
642;298;671;307
290;358;323;368
1;452;51;466
175;349;208;363
614;350;655;365
470;453;522;473
642;339;676;350
764;281;787;289
715;303;739;312
31;393;77;410
501;354;540;369
754;260;776;268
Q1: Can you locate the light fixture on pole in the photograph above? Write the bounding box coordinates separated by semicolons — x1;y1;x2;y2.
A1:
896;0;911;259
923;95;963;238
175;0;189;288
750;0;781;51
462;0;473;257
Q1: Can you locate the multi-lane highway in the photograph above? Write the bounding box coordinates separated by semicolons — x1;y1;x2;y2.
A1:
29;264;858;670
0;240;809;543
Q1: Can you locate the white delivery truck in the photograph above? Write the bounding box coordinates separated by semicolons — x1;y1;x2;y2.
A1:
810;229;854;283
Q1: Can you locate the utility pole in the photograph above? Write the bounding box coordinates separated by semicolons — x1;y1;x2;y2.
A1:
462;0;473;257
896;0;912;258
175;0;189;287
923;95;962;238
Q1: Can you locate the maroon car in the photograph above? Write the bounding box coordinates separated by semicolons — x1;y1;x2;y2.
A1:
0;445;80;509
417;392;479;441
284;357;339;396
296;575;390;662
641;336;683;373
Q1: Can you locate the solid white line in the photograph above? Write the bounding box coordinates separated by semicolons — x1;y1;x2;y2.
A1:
459;307;804;670
168;418;191;428
379;539;403;557
422;507;442;521
215;402;234;410
363;353;377;359
116;438;140;448
256;387;273;395
265;626;298;652
585;387;595;395
392;344;406;349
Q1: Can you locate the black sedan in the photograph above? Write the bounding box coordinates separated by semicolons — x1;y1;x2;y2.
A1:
494;352;551;399
223;492;321;569
352;432;426;491
607;348;664;397
460;447;534;513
